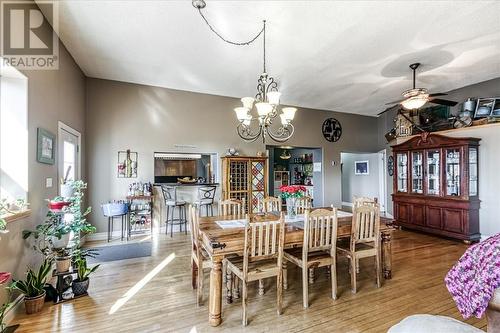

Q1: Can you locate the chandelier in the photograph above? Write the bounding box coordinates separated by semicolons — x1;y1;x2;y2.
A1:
193;0;297;143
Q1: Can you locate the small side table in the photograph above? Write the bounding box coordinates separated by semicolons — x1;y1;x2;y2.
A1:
106;213;128;242
127;195;154;239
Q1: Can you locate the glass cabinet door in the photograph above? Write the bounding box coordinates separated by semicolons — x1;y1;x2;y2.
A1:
426;149;440;196
445;148;461;196
411;151;423;194
396;153;408;192
469;147;478;196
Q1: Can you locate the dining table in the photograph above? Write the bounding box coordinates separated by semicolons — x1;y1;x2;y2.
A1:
197;210;395;327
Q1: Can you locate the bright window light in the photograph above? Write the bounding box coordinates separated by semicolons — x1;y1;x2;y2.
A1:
109;253;176;315
0;61;28;202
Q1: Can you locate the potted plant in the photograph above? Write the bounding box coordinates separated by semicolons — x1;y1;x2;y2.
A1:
47;196;70;212
54;248;72;273
72;257;99;296
280;185;307;218
10;259;52;315
1;198;29;235
0;272;12;332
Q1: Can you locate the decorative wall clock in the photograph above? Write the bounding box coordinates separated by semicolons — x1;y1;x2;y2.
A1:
387;155;394;176
322;118;342;142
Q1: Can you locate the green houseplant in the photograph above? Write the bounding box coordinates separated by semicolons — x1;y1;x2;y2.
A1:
10;259;52;314
0;273;12;332
23;181;96;273
72;257;99;296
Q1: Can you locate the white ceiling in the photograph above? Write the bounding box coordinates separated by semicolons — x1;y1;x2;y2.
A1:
48;1;500;116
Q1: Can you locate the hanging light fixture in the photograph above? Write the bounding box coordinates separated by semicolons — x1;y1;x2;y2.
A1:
193;0;296;143
279;150;291;160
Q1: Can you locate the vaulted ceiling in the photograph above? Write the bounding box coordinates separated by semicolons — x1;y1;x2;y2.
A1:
46;1;500;116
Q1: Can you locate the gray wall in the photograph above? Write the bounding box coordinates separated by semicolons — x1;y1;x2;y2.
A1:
377;77;500;237
0;26;86;313
85;78;380;233
341;152;380;203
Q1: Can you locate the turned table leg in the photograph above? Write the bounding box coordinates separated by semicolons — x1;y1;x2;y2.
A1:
209;256;223;327
381;231;392;279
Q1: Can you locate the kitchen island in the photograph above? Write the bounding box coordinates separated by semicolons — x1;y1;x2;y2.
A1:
153;183;221;226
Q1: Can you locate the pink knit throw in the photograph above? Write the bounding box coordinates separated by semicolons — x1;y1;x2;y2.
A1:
445;234;500;318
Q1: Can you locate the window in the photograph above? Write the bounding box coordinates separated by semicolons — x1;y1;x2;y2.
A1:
0;62;28;208
58;122;81;183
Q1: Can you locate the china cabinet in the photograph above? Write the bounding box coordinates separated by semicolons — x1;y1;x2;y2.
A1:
221;156;268;213
392;133;480;242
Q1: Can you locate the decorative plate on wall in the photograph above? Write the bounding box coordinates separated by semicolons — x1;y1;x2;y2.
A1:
322;118;342;142
387;155;394;176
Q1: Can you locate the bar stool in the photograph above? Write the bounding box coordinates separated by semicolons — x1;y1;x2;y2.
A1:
194;185;217;217
161;185;187;237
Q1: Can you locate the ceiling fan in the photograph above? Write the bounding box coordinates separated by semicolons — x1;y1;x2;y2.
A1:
378;63;458;115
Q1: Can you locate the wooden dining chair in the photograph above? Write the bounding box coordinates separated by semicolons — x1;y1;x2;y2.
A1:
353;196;378;207
337;203;381;293
224;213;286;326
189;205;212;305
283;208;338;308
259;196;282;213
295;196;312;214
219;198;245;216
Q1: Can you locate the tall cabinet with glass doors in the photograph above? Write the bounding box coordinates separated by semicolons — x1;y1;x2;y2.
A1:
392;133;480;243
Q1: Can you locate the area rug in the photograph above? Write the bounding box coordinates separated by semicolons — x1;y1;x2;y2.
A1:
86;242;152;263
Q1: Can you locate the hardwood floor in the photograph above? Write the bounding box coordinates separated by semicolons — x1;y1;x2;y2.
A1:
11;230;487;332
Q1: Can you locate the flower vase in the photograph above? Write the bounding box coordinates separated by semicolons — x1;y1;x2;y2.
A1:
286;197;297;219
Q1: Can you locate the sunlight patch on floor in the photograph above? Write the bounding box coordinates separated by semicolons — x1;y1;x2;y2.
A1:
109;252;176;315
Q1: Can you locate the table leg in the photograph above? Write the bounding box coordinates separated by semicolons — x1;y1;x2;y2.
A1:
209;256;223;327
192;258;198;289
381;231;392;279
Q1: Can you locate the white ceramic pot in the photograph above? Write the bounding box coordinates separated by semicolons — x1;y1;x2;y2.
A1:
60;184;74;200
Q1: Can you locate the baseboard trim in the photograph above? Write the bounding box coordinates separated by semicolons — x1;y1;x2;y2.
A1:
342;201;353;207
85;225;190;242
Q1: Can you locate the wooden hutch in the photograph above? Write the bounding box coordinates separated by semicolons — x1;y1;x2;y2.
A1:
392;133;480;242
221;156;268;213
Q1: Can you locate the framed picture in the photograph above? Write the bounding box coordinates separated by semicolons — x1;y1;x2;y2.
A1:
37;128;56;165
491;98;500;117
355;160;369;175
474;98;496;119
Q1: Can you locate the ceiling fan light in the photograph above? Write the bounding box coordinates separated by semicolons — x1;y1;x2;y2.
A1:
241;97;255;109
401;94;429;110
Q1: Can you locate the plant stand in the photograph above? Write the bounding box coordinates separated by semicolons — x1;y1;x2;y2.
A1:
52;269;87;304
127;195;154;239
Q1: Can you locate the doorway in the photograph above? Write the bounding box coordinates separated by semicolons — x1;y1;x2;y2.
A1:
58;122;81;183
340;151;387;212
266;145;323;207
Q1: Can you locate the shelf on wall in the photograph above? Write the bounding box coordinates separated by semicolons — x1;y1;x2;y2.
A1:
394;122;500;145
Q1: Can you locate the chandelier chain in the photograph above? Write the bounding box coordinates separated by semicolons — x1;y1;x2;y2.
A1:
197;8;265;47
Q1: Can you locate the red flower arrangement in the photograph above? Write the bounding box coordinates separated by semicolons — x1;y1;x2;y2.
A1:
279;185;307;199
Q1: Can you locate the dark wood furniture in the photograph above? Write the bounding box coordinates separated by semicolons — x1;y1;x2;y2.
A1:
197;211;394;327
392;133;480;242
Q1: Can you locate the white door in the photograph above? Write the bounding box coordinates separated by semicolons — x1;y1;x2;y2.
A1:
378;149;387;213
58;122;81;183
